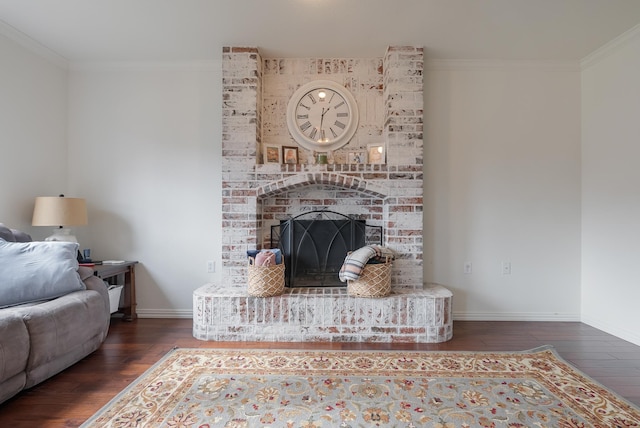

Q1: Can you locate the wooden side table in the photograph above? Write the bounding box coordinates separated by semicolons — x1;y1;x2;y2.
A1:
93;261;139;321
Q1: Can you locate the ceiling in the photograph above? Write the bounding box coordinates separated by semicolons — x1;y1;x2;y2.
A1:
1;0;640;63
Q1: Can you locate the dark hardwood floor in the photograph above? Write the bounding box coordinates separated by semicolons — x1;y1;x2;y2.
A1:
0;319;638;426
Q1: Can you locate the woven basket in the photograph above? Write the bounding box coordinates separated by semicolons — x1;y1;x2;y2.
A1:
347;258;392;297
247;258;285;297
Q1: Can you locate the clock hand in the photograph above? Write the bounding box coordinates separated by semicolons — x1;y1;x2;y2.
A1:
316;108;331;142
320;107;328;131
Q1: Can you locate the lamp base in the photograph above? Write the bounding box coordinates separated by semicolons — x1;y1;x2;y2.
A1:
45;228;78;243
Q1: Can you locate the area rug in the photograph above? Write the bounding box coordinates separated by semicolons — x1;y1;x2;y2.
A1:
82;346;640;427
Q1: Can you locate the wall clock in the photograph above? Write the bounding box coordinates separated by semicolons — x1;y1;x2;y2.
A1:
286;80;359;152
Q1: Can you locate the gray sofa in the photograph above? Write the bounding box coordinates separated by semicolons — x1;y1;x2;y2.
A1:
0;224;110;404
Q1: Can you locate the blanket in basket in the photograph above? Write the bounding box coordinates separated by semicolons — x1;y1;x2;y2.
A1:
338;245;394;282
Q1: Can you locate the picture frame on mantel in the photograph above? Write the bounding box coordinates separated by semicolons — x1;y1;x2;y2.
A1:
348;151;366;164
367;144;385;164
264;145;281;164
282;146;298;164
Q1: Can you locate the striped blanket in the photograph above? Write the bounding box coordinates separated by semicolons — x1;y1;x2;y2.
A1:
338;245;395;282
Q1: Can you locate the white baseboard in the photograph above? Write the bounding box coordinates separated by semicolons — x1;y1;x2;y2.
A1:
135;309;193;319
453;312;581;322
581;315;640;347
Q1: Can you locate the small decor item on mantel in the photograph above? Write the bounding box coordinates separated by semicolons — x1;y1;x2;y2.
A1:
247;249;284;297
283;146;298;164
367;144;385;164
327;150;335;165
316;152;328;164
264;145;281;164
348;151;366;164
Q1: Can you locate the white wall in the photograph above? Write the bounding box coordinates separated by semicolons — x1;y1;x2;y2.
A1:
424;61;582;320
67;63;222;316
0;33;67;231
581;28;640;345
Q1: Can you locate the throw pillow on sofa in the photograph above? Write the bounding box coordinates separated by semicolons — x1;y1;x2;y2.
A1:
0;223;32;242
0;240;86;308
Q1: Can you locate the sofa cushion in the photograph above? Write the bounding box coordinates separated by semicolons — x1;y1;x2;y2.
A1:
0;240;86;308
16;289;110;388
0;312;29;384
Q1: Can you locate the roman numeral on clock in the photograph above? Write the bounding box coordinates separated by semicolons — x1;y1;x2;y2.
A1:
297;114;308;120
309;127;318;140
300;121;312;131
336;112;348;118
306;93;316;104
334;121;346;129
334;101;345;109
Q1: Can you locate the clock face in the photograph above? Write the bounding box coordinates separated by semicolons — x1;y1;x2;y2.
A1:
286;80;359;152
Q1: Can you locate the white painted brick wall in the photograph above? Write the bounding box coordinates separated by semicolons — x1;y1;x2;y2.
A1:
221;46;424;291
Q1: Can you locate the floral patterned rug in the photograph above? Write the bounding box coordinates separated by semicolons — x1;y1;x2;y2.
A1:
82;346;639;427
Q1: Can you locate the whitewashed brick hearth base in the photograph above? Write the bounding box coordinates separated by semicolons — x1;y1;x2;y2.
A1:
193;285;453;343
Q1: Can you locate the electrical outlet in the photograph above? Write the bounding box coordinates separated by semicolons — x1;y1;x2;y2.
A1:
463;261;472;274
207;260;215;273
502;261;511;275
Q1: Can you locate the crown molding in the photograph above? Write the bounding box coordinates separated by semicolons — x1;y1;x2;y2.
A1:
426;59;579;72
68;60;222;72
0;19;68;69
581;23;640;70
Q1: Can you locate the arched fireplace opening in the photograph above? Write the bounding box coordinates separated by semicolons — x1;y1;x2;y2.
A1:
271;210;382;287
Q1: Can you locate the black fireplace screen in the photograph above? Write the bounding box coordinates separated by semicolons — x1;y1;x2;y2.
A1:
271;210;382;287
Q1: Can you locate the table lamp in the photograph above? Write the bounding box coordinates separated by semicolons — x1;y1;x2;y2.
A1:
32;195;88;243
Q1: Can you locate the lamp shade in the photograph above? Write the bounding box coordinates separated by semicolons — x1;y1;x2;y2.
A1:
32;196;88;227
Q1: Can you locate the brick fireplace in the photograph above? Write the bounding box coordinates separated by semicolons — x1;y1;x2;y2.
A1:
193;46;453;343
